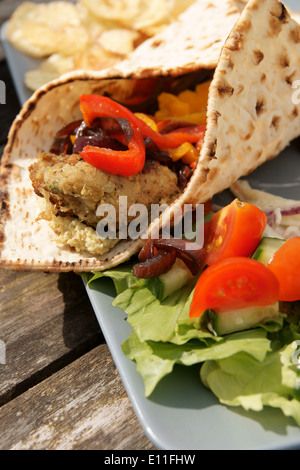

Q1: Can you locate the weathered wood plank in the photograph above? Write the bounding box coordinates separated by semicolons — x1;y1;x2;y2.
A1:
0;270;103;405
0;3;154;450
0;344;156;450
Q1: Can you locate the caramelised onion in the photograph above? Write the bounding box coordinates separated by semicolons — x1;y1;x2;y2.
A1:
159;121;197;134
50;137;73;155
138;238;157;262
55;120;83;138
92;117;134;144
144;138;173;167
133;237;206;279
52;116;135;156
75;121;102;139
154;238;206;276
176;162;193;191
73;135;128;154
133;249;176;279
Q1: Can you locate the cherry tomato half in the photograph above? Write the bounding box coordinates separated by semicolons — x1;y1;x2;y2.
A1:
189;257;279;318
204;199;267;265
267;237;300;302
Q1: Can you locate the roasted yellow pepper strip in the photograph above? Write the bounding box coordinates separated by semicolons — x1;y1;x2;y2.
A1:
155;93;190;120
167;142;198;163
181;144;199;164
155;80;211;125
134;113;158;132
177;89;207;113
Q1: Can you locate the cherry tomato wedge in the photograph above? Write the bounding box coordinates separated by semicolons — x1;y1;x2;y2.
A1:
204;199;267;265
189;257;279;318
267;237;300;302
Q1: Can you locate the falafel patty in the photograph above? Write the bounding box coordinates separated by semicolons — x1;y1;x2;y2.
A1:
29;153;180;255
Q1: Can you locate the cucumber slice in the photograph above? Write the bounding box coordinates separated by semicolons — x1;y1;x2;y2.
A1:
143;259;194;301
158;259;194;300
203;302;281;336
252;237;285;265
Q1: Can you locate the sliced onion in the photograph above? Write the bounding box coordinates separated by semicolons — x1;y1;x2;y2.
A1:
76;121;105;139
265;207;300;219
133;250;176;279
73;135;128;154
281;207;300;216
159;121;197;134
50;137;72;155
56;120;83;137
176;163;193;191
138;239;157;262
92;117;134;144
145;138;173;167
154;238;206;276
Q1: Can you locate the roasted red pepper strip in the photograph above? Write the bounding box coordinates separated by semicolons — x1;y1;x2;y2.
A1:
79;95;145;177
80;94;205;151
80;133;145;177
80;94;139;126
137;121;206;150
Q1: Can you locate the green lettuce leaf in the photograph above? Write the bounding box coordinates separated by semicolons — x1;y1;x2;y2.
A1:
200;334;300;425
86;263;300;425
122;328;272;397
87;263;142;295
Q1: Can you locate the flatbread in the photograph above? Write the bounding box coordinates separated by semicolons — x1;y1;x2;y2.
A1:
1;0;300;272
151;0;300;235
118;0;242;76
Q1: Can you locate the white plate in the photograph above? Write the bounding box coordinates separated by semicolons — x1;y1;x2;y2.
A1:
2;2;300;449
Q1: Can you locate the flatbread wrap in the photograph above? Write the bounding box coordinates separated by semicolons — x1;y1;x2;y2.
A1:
1;0;300;273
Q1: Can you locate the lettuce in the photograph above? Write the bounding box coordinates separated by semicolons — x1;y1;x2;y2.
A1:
122;329;272;397
200;339;300;426
86;265;300;425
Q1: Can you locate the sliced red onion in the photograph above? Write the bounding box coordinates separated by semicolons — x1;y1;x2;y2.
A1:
50;137;72;155
76;121;105;139
159;121;197;134
265;206;300;228
144;138;173;167
73;135;128;154
265;207;300;218
92;117;134;144
176;162;193;191
133;250;176;279
154;238;206;276
138;239;157;262
56;120;83;138
281;207;300;216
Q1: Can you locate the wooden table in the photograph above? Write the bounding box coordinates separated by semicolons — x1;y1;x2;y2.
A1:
0;0;155;450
